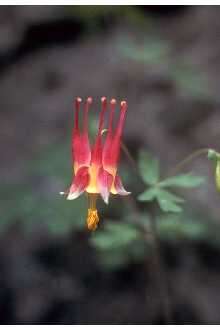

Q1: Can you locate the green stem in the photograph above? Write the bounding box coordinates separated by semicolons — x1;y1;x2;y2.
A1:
167;148;209;177
148;210;173;323
121;142;173;322
121;141;138;172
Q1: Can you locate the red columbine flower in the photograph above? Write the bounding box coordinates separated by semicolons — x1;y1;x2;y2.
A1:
60;97;130;231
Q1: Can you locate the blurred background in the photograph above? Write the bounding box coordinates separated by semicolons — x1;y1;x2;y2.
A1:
1;5;220;324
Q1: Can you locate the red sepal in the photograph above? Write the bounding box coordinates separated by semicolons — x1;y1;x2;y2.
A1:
72;97;91;170
113;175;130;195
67;166;90;200
97;166;113;204
103;100;127;172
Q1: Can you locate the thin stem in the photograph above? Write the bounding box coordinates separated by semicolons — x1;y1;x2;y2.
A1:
121;141;138;173
148;210;173;323
121;142;173;323
167;148;209;177
120;144;213;322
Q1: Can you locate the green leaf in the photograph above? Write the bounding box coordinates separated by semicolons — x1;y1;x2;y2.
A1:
156;189;184;213
138;150;159;185
157;213;211;242
137;187;158;202
157;197;183;213
91;219;148;270
91;221;140;251
159;173;205;188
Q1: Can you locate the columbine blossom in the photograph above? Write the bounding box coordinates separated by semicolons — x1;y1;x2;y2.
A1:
60;97;130;231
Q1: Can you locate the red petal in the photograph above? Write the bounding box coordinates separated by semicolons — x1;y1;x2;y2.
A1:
72;98;91;170
113;175;130;196
91;97;107;166
67;166;90;200
97;167;113;204
102;99;116;171
103;100;127;171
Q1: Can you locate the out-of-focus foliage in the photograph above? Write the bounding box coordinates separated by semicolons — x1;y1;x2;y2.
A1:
91;210;218;270
157;213;210;242
119;38;169;66
90;218;149;270
159;174;205;188
207;149;220;193
138;150;159;185
91;149;210;271
0;140;86;234
66;6;150;33
0;115;101;235
138;150;204;213
119;39;211;100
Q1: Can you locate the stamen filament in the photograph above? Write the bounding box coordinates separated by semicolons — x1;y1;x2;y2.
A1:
98;97;107;134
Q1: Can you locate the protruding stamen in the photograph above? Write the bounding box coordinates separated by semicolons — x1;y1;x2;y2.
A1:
121;100;127;109
87;208;99;231
98;97;107;134
83;97;92;133
74;97;82;133
108;99;116;133
87;194;99;231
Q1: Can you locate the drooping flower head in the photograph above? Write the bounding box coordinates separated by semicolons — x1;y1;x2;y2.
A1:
60;97;130;231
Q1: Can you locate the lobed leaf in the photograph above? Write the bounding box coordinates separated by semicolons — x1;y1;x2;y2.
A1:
159;173;205;188
137;187;158;202
155;189;184;213
138;150;159;185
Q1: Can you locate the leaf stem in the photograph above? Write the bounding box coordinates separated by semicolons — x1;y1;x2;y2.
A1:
167;148;210;177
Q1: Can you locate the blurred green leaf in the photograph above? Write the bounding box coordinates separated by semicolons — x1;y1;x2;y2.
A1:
157;213;210;242
91;221;140;251
156;189;184;213
157;196;182;213
0;137;88;235
159;173;205;188
137;187;158;202
138;186;184;213
171;66;210;100
91;220;148;270
119;39;169;66
138;150;159;185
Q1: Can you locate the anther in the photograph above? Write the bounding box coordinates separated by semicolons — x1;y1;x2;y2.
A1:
76;97;82;103
87;208;99;231
101;96;107;104
120;101;127;109
74;97;82;131
87;97;93;105
98;97;107;133
75;97;82;110
110;98;116;105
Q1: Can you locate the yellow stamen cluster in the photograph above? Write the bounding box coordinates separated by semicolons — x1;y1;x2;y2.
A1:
87;208;99;231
